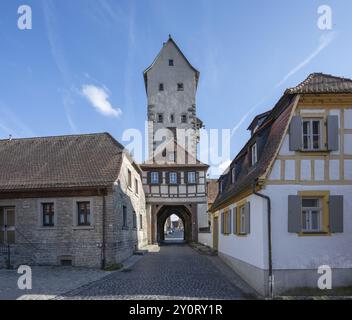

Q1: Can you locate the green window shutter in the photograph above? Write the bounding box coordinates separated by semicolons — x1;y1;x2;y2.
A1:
289;116;302;151
288;195;301;233
329;195;343;233
244;202;250;234
327;115;339;151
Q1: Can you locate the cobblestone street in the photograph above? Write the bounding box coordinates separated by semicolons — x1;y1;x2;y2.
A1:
58;244;258;300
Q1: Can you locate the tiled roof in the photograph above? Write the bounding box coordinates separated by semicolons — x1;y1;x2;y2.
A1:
0;133;126;192
286;73;352;94
210;99;294;212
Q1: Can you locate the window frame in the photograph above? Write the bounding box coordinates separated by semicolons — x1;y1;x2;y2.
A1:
250;143;258;166
301;118;324;151
122;205;128;228
157;113;164;123
127;169;132;189
187;171;196;184
77;201;91;226
159;83;164;91
169;172;178;185
42;202;55;227
135;178;139;195
181;114;187;123
298;191;330;235
150;171;159;185
168;59;174;66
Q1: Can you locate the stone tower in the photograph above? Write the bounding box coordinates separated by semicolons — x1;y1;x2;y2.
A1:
143;35;203;163
141;36;209;244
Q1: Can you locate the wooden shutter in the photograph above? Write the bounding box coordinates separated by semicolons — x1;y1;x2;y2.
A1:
147;172;151;184
289;116;302;151
329;195;343;233
220;212;224;234
327;115;339;151
288;195;301;232
244;202;250;234
233;207;237;234
177;172;181;185
166;172;170;185
158;172;163;185
184;171;188;184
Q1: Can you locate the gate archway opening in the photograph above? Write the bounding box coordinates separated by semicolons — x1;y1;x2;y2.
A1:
156;205;193;243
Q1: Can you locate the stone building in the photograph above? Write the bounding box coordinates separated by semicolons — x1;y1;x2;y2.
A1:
0;133;148;268
141;36;209;243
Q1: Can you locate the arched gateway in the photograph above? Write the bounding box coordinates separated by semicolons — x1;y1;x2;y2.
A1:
156;205;193;242
140;36;209;244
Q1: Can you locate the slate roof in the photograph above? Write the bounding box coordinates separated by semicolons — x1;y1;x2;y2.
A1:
286;73;352;94
0;133;127;192
210;72;352;212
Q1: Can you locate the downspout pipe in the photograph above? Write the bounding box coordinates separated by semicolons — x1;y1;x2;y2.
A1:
100;188;107;270
252;181;273;299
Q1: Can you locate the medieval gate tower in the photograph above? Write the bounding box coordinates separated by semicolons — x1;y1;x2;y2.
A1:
141;36;209;243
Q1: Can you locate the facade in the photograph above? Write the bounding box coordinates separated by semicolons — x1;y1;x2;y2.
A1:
210;73;352;296
141;36;209;244
0;133;148;268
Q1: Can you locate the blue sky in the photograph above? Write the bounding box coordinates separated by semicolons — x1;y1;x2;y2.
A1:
0;0;352;175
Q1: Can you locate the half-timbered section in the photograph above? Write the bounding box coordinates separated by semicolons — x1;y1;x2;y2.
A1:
210;73;352;297
0;133;148;268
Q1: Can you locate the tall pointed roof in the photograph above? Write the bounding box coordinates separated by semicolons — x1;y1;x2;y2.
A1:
143;35;200;91
285;72;352;94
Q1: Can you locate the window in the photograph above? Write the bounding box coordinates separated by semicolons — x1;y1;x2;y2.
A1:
133;211;137;229
122;205;128;228
231;167;236;184
139;214;143;229
181;114;187;123
302;119;322;150
187;171;196;184
135;178;139;194
128;169;132;188
151;172;159;184
251;143;258;166
235;202;250;235
159;83;164;91
221;210;231;235
77;202;90;226
177;83;184;91
42;203;54;227
157;113;164;123
301;198;323;232
169;172;177;184
169;59;174;66
170;114;175;123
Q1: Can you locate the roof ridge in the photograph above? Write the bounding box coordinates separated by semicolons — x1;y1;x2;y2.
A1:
0;132;110;142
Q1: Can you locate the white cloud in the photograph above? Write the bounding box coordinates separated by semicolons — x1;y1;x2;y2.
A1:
81;85;122;118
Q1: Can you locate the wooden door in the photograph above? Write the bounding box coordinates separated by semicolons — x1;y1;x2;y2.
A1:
0;208;15;244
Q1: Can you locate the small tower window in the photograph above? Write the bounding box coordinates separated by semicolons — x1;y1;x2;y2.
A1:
170;114;175;123
159;83;164;91
157;114;164;123
169;59;174;66
177;83;184;91
181;114;187;123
